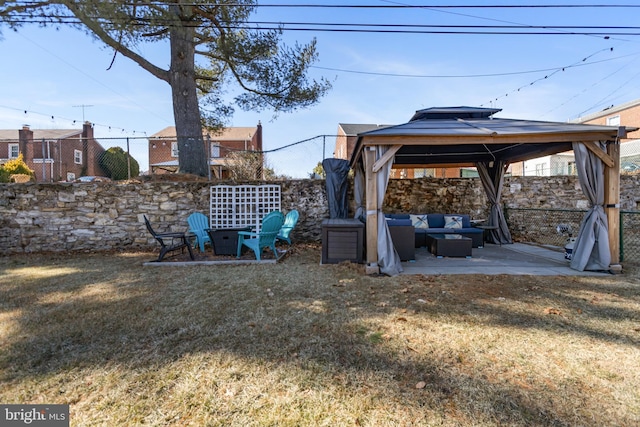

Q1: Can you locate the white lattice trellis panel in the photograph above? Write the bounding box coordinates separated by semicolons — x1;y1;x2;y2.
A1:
210;185;281;232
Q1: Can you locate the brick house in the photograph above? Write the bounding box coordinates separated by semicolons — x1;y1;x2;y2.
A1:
574;98;640;173
0;122;106;182
517;99;640;176
148;123;263;178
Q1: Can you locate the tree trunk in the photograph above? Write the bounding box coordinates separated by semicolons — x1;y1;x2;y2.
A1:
169;7;208;177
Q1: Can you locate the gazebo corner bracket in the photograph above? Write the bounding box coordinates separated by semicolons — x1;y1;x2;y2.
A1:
371;145;402;173
581;140;614;168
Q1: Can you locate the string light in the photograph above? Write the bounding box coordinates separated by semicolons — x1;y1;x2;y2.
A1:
480;47;622;108
0;104;149;136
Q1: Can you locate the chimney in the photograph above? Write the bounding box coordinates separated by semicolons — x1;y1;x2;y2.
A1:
82;121;98;176
82;121;94;140
19;125;33;162
256;121;264;180
256;121;263;152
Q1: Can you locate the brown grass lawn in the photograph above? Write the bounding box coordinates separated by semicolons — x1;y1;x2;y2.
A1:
1;244;640;426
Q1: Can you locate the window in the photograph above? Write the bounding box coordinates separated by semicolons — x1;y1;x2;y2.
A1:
535;163;545;176
74;149;82;164
567;161;577;176
8;143;19;159
171;141;179;157
210;142;221;158
607;115;621;126
414;168;435;178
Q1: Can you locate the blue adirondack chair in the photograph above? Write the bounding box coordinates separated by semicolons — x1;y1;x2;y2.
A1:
277;210;299;245
187;212;211;252
237;211;285;260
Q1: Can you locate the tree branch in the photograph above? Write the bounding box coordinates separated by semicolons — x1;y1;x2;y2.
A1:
59;0;170;82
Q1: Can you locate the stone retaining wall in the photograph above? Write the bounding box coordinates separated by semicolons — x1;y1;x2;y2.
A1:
0;180;330;255
2;175;639;255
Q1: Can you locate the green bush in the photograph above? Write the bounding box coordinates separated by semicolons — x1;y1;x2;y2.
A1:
0;154;35;183
99;147;140;180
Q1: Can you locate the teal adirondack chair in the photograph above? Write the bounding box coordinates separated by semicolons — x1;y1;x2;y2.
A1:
276;210;299;245
237;211;285;260
187;212;211;252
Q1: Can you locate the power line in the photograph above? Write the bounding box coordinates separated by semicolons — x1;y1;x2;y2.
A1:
249;3;640;8
573;60;640;118
311;51;640;78
8;2;640;8
247;22;640;31
5;17;640;36
480;47;623;108
10;30;171;131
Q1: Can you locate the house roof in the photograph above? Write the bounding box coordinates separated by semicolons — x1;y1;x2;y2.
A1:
338;124;391;136
572;98;640;123
149;126;259;141
351;106;639;167
0;129;81;141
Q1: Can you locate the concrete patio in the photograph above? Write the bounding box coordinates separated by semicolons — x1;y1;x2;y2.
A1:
400;243;612;276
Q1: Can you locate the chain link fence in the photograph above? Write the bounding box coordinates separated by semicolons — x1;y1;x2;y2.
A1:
6;125;638;181
2;128;333;182
621;210;640;263
504;207;585;246
505;207;640;265
0;135;148;182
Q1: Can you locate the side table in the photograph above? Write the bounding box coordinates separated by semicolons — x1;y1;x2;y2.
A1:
321;218;364;264
206;227;252;255
475;225;499;245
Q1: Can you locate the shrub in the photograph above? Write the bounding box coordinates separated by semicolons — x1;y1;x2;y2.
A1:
99;147;140;180
0;154;35;183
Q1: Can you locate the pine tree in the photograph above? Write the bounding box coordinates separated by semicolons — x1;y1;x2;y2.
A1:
0;1;331;176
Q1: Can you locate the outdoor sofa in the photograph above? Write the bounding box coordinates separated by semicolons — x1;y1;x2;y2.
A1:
386;213;484;249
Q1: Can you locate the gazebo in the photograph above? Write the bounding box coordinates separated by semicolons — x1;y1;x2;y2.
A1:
349;107;637;276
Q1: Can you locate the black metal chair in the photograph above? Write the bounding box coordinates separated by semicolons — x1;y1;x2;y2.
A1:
144;215;194;262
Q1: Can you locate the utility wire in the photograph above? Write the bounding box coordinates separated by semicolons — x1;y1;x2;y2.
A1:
6;1;640;6
9;2;640;8
480;47;624;107
312;51;640;78
5;18;640;36
573;60;640;118
7;31;170;134
5;12;640;36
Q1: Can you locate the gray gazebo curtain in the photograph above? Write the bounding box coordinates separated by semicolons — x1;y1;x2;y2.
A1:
322;158;351;219
476;161;513;244
570;141;611;271
354;160;365;222
373;146;403;276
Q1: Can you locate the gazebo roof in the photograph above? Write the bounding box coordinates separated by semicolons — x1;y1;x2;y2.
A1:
351;107;637;167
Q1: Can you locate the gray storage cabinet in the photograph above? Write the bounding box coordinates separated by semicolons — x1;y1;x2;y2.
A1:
321;218;364;264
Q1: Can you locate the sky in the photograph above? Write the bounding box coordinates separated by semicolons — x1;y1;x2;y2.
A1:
1;1;640;178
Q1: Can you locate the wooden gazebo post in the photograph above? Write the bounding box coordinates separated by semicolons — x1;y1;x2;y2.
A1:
605;137;622;272
364;146;380;274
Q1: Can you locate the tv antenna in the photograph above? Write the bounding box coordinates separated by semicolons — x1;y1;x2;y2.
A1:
73;104;94;122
